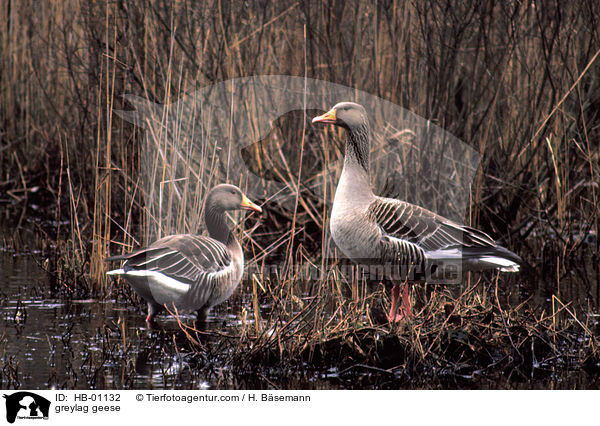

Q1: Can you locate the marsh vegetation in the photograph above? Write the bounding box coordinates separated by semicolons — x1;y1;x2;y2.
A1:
1;0;599;389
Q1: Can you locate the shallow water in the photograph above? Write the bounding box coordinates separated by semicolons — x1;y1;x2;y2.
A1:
1;239;599;389
1;252;211;389
0;250;335;389
2;253;135;389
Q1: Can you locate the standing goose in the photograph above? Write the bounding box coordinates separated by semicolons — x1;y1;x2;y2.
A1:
312;102;521;322
106;184;262;326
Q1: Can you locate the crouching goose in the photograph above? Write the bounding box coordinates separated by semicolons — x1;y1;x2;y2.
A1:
106;184;262;326
312;102;522;322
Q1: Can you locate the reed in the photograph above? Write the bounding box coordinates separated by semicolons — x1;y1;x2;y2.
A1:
0;0;599;385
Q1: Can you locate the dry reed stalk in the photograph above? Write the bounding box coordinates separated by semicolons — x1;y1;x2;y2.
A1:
0;0;599;387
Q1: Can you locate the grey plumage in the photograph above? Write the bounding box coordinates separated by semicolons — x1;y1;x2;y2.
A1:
367;196;522;274
106;184;262;325
313;102;521;320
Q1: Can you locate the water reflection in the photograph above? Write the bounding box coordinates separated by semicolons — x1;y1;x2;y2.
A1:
0;251;326;389
1;253;197;389
1;247;599;390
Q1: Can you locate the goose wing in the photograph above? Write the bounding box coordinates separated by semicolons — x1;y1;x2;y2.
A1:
107;234;233;306
108;234;231;284
367;197;496;252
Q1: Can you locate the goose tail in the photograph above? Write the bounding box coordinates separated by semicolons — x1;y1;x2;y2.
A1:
428;245;522;272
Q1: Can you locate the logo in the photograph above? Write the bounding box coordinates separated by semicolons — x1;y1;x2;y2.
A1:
3;392;50;423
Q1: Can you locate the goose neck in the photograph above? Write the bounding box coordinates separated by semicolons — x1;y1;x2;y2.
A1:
345;124;370;173
204;206;231;245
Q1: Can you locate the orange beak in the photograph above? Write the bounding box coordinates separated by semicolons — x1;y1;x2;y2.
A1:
240;194;262;213
312;107;337;124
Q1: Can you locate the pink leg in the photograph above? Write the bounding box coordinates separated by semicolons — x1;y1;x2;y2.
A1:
387;282;412;323
387;283;401;322
400;282;412;318
145;302;161;327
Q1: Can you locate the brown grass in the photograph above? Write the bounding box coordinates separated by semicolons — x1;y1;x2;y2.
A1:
1;0;599;386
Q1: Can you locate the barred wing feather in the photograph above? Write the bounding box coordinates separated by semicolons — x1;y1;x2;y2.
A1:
106;234;233;307
367;197;496;252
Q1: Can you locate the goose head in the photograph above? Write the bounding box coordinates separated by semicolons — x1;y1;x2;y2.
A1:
312;102;369;131
312;102;371;172
206;184;262;213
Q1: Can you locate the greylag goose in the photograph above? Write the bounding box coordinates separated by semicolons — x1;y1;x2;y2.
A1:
312;102;521;322
106;184;262;326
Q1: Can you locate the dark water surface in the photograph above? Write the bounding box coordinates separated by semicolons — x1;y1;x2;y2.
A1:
1;252;151;389
0;250;332;389
1;242;599;390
